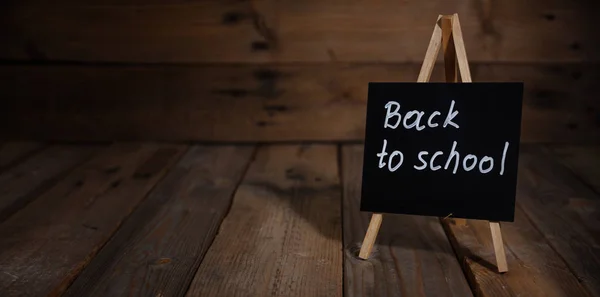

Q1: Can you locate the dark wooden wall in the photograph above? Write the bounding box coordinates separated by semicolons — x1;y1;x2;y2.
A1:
1;0;598;143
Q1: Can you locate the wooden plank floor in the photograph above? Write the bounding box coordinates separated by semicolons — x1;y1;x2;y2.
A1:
0;142;598;297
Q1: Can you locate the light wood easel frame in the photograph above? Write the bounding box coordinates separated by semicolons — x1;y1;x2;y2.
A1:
358;14;509;273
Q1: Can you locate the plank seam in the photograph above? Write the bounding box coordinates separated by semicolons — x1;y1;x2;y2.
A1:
514;202;593;296
543;145;600;197
181;144;259;296
61;144;190;294
337;143;346;297
2;60;600;67
439;219;479;296
0;145;101;224
0;143;47;175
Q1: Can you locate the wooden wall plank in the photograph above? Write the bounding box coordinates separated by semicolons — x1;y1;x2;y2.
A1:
185;145;343;297
1;63;598;143
0;0;597;62
0;145;98;222
0;143;186;296
64;145;254;297
342;145;473;297
0;142;44;172
546;145;600;193
442;207;590;297
515;145;600;296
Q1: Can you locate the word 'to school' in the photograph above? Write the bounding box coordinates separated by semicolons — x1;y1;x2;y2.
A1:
376;100;510;175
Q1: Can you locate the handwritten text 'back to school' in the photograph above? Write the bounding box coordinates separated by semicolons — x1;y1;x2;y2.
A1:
376;100;510;175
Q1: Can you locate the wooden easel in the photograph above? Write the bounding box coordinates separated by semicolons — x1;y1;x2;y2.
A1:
358;14;509;273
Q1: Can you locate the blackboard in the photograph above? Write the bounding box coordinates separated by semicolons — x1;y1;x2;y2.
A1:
360;82;524;222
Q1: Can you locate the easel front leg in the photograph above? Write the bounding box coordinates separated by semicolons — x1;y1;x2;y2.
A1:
490;222;508;272
359;213;383;259
442;15;466;227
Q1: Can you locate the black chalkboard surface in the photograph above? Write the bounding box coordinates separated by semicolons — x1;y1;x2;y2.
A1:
360;82;524;222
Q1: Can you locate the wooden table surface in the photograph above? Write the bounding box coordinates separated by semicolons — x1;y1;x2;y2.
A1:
0;141;598;297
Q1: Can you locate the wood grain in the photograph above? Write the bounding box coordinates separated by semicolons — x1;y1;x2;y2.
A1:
442;208;590;297
1;63;599;143
0;145;98;223
63;145;255;297
186;145;343;297
488;222;508;273
342;145;473;297
0;143;186;296
357;213;382;259
546;145;600;193
452;13;473;83
0;142;44;172
0;0;597;62
516;145;600;296
417;15;442;83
